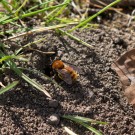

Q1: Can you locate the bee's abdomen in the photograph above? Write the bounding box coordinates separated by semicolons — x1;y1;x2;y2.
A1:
71;72;79;80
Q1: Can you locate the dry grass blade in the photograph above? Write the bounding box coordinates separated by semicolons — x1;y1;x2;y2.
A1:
64;127;78;135
0;82;5;88
2;23;75;41
27;48;55;55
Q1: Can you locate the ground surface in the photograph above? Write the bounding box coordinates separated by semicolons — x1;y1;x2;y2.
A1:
0;12;135;135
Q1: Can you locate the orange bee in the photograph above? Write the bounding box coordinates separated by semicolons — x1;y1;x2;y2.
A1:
52;60;80;84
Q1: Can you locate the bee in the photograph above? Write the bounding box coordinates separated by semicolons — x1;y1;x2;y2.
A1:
52;60;80;84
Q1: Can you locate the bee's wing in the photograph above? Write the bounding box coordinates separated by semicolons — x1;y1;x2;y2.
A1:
61;61;82;73
57;69;72;84
66;64;82;74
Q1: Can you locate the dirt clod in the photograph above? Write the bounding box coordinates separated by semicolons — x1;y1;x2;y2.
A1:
49;99;59;108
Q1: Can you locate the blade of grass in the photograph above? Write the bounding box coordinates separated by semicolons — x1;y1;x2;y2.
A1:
10;0;19;9
55;17;78;23
0;50;52;98
0;15;10;22
69;0;122;32
15;38;46;55
70;116;107;125
43;6;60;20
20;67;63;90
14;0;28;16
2;23;76;41
0;25;31;35
46;0;71;23
0;66;63;90
28;0;55;12
62;115;105;135
0;81;19;95
62;115;107;125
57;29;93;48
1;0;12;13
1;2;69;24
10;61;52;98
78;122;102;135
20;73;52;98
0;55;28;63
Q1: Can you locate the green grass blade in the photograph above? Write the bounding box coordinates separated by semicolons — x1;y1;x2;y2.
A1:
1;2;69;24
43;6;60;20
55;17;77;23
78;122;102;135
9;61;51;98
21;73;51;98
62;115;107;135
69;0;122;32
71;116;107;125
0;15;10;22
0;55;14;63
10;0;19;9
2;23;76;41
1;0;12;13
0;66;62;91
28;0;55;11
14;0;28;16
54;0;70;16
58;29;93;48
0;51;51;98
0;81;19;95
63;115;107;125
0;55;28;63
20;67;63;90
0;26;32;36
15;38;45;55
46;0;71;23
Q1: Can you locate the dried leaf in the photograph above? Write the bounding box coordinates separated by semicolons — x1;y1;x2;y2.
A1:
125;84;135;106
112;48;135;106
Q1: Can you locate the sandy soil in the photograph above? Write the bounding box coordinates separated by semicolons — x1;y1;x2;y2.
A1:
0;15;135;135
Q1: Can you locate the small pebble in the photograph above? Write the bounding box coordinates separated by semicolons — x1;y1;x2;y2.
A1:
47;114;60;125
